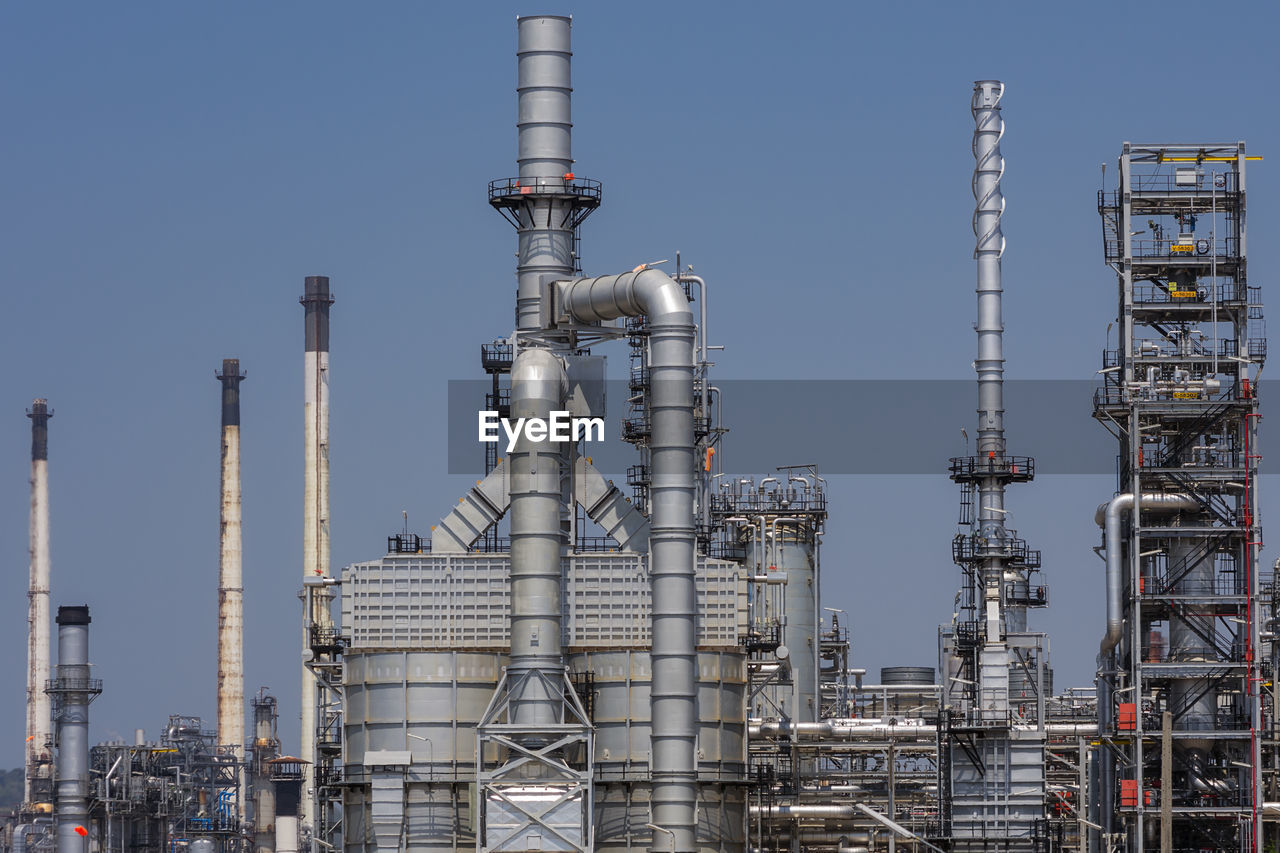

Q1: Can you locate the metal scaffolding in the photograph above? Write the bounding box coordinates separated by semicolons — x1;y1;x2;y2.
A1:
1094;142;1265;853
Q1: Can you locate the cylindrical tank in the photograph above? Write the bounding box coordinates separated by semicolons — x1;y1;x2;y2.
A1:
189;839;215;853
745;528;818;722
342;651;504;853
879;666;935;686
569;649;748;853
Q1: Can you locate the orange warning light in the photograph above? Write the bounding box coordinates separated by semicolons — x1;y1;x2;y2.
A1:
563;172;575;180
74;827;88;837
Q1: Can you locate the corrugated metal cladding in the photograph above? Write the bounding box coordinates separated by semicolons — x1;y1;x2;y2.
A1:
341;553;747;650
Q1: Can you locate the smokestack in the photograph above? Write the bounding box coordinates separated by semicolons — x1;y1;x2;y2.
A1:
513;14;578;331
299;275;333;830
49;606;100;853
216;360;246;791
26;400;53;806
971;81;1013;641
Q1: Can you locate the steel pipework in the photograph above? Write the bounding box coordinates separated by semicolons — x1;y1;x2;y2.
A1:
558;268;696;853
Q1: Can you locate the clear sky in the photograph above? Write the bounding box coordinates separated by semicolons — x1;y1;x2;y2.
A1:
1;1;1278;768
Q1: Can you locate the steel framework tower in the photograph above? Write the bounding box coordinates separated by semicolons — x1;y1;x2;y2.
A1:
1094;143;1264;852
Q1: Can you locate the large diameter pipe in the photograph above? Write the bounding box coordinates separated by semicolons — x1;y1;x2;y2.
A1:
51;606;96;853
216;360;246;778
26;399;53;804
507;348;569;727
559;269;696;852
1095;493;1199;655
514;15;577;332
299;274;333;830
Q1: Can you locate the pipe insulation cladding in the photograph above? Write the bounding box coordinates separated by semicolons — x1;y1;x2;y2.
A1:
216;360;246;783
557;269;698;853
515;15;578;332
26;399;53;804
506;347;570;728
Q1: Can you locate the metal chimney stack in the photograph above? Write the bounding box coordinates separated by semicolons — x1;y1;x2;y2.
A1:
25;399;53;806
299;275;333;829
48;605;100;853
216;360;246;785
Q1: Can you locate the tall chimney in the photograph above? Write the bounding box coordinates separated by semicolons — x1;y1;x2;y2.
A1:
49;605;100;853
299;275;333;830
25;400;53;806
216;360;246;790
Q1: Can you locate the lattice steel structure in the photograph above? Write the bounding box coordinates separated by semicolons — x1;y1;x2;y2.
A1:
1094;142;1265;853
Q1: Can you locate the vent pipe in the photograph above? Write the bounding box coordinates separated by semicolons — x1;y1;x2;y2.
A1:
216;360;246;787
557;269;697;853
299;275;333;829
50;606;99;853
26;399;53;805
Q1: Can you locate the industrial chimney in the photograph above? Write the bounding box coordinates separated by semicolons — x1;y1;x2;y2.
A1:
299;275;333;830
25;400;53;807
216;360;246;791
48;605;100;853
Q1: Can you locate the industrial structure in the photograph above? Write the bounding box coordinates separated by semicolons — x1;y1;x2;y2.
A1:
25;400;53;812
4;16;1275;853
1093;143;1265;852
217;359;247;788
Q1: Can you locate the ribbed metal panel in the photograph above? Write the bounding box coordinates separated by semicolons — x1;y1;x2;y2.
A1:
342;554;746;650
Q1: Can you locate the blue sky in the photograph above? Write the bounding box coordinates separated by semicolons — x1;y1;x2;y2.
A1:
1;1;1277;767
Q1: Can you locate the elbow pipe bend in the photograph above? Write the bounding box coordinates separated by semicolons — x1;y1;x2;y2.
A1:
1096;492;1199;655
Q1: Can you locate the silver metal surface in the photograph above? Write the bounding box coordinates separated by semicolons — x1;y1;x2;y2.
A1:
558;268;698;852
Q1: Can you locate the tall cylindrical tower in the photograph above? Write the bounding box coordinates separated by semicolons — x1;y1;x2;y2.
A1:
49;605;100;853
26;399;53;805
513;14;578;331
217;360;246;788
300;275;333;829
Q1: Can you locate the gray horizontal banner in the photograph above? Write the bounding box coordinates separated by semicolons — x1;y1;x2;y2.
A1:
447;379;1267;476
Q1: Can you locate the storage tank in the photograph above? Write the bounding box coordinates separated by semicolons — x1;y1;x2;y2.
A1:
569;649;747;853
342;650;504;853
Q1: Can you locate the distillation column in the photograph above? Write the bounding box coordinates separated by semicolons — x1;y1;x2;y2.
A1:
1094;142;1262;852
300;275;333;833
217;360;246;790
26;400;53;806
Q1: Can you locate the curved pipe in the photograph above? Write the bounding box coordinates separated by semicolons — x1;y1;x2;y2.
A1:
558;268;696;852
1096;493;1199;654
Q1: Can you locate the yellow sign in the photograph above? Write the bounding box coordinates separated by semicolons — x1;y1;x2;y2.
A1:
1172;391;1201;399
1171;244;1195;253
1170;290;1197;298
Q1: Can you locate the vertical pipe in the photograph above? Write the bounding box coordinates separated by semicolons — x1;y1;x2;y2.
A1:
506;348;569;726
217;360;246;788
559;270;698;852
515;15;576;331
300;275;333;831
971;81;1009;640
26;399;53;805
52;606;96;853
